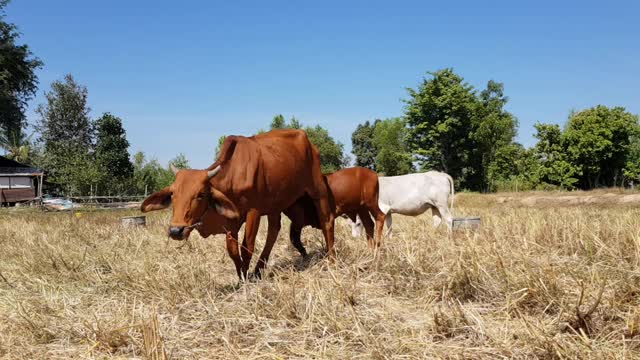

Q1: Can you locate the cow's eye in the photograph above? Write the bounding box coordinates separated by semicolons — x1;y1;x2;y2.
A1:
196;194;205;200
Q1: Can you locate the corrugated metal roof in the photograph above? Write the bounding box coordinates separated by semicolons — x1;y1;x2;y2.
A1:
0;156;43;175
0;167;43;176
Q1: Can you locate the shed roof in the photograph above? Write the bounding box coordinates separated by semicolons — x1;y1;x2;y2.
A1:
0;156;43;176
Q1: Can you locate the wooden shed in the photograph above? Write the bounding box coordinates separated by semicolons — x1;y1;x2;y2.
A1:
0;156;44;206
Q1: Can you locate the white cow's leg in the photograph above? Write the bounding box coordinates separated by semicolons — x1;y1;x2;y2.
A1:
431;206;443;228
433;203;453;230
352;215;363;238
385;214;393;239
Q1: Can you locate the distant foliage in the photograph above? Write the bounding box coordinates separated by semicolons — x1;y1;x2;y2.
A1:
351;120;379;171
564;106;638;188
94;113;134;194
404;69;518;191
0;0;43;145
351;69;639;191
270;114;286;129
268;115;349;173
32;75;186;196
213;135;227;160
0;129;34;164
35;74;96;195
372;118;413;176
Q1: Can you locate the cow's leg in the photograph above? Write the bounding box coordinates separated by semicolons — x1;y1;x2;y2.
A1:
289;223;308;258
357;210;376;249
225;231;242;280
241;210;260;280
253;213;281;279
371;210;386;248
351;215;363;238
314;198;335;257
431;206;443;228
307;156;336;258
385;214;393;239
433;203;453;231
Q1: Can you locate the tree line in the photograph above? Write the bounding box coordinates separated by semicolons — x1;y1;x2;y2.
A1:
352;69;639;191
1;0;638;195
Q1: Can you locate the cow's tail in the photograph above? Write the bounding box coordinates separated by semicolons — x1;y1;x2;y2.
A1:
446;174;455;218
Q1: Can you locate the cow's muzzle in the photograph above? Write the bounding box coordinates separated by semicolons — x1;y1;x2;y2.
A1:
168;226;186;240
168;222;202;240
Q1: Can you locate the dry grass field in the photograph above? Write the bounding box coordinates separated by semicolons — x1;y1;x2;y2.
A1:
1;191;640;359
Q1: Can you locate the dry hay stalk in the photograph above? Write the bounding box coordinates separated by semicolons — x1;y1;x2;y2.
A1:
142;309;168;360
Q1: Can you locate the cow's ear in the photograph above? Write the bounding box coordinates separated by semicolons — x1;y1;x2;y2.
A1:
141;187;172;212
210;187;239;219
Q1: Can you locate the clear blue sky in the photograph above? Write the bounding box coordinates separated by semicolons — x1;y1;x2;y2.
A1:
7;0;639;168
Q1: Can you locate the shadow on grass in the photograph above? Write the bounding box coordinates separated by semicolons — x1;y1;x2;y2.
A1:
260;248;328;280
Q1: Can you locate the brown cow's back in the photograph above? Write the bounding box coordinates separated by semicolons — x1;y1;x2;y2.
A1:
209;129;327;213
326;167;379;216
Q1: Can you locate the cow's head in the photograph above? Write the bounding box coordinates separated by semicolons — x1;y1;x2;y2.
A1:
141;165;239;240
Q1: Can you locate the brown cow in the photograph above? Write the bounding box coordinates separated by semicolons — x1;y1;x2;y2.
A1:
140;129;335;280
286;167;386;254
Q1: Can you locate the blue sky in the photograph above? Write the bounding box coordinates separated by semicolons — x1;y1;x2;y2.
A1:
7;0;639;168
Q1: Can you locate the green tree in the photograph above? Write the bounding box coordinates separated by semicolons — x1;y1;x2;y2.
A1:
0;128;34;163
474;80;518;190
564;106;639;188
487;143;540;191
351;120;379;170
0;0;43;140
304;124;349;173
94;113;134;194
372;118;413;176
532;123;579;189
405;69;478;188
624;132;640;185
405;69;518;190
132;151;169;195
270;114;286;129
154;154;187;188
169;153;189;169
288;117;301;129
36;74;95;195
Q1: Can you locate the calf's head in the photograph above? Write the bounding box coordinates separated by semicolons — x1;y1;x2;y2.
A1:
141;165;239;240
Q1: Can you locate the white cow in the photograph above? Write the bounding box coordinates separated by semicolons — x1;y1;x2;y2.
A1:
351;171;454;238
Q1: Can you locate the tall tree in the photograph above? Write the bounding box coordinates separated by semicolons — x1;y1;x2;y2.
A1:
564;106;639;188
473;80;518;190
351;120;379;170
405;69;519;190
94;113;133;194
36;74;94;195
405;69;477;188
532;123;579;189
0;0;43;140
372;118;413;176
